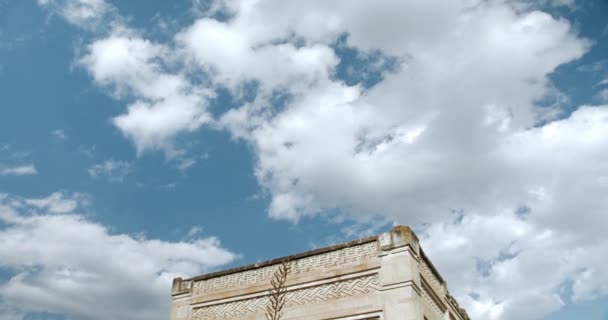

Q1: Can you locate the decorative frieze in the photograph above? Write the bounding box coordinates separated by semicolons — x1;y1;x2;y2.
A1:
420;259;446;296
422;285;445;320
193;242;378;294
171;226;470;320
179;280;192;292
191;274;380;320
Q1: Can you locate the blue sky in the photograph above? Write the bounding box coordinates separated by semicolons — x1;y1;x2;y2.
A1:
0;0;607;319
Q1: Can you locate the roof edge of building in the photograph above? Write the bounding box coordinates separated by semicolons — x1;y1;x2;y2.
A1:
184;234;379;282
173;225;471;320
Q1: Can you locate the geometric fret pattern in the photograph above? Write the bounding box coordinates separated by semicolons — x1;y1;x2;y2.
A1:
419;260;446;296
191;274;380;320
421;284;445;320
193;242;378;295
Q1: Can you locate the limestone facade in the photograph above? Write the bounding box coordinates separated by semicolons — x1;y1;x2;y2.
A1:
170;225;470;320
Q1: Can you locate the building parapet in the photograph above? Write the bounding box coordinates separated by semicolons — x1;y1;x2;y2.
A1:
171;225;470;320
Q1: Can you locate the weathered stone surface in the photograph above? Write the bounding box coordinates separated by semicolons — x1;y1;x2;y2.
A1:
170;225;469;320
192;240;378;295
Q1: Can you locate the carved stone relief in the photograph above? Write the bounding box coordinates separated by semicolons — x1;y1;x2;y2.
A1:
420;259;446;296
422;285;445;320
193;242;378;295
192;274;380;320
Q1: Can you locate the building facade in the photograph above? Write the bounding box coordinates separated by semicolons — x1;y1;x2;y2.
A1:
170;225;469;320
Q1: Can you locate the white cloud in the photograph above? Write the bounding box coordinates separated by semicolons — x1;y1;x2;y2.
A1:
24;192;89;214
175;157;197;171
80;35;173;99
50;129;67;141
79;32;212;155
214;1;589;223
39;0;211;156
37;0;113;30
421;204;608;319
195;1;605;319
596;88;608;103
78;144;97;158
42;0;608;318
112;94;210;154
88;160;132;182
577;59;608;73
0;146;37;176
185;225;204;239
0;192;236;320
62;0;108;27
537;0;577;8
0;165;37;176
176;18;339;92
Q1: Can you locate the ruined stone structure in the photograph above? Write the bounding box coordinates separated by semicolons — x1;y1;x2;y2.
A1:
170;225;469;320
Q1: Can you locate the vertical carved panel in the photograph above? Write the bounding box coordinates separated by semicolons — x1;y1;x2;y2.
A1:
420;259;446;296
422;285;445;320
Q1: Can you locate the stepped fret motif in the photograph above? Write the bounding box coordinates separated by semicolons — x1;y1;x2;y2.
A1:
179;280;192;293
193;242;378;294
420;260;446;296
422;285;444;320
172;227;470;320
191;274;379;320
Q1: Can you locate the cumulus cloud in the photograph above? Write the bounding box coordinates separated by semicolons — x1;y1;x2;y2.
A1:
176;19;339;92
37;0;210;156
79;30;212;155
88;159;132;182
38;0;608;318
185;1;605;319
210;0;590;222
421;206;608;319
0;192;236;320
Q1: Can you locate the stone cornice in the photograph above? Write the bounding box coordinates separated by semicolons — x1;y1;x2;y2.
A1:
171;225;471;320
183;235;378;283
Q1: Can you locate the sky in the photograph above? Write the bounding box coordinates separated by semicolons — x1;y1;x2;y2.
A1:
0;0;607;319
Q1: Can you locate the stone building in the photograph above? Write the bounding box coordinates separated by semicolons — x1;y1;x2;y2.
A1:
170;225;469;320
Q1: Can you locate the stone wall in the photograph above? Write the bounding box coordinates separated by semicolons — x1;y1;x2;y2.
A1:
193;241;378;295
170;225;469;320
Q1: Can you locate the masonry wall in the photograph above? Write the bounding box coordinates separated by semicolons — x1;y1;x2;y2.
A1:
170;226;469;320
